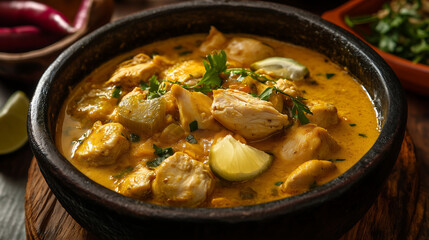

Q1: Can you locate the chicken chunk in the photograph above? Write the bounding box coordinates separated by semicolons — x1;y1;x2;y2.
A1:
118;165;156;200
274;79;302;98
162;60;206;87
67;86;117;123
73;121;130;167
199;26;227;54
305;100;339;128
224;37;274;67
211;89;289;140
275;124;340;169
106;54;172;88
171;84;222;132
281;160;337;194
274;78;302;107
152;152;215;207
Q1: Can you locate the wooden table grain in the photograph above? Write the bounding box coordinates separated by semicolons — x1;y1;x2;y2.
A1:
1;0;428;239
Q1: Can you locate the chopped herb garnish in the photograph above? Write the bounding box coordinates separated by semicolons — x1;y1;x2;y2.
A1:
309;80;318;85
146;144;174;168
345;1;429;65
258;87;274;101
274;181;284;186
189;50;228;94
239;187;257;200
253;85;312;125
113;167;134;178
150;51;159;58
349;123;357;127
326;73;336;79
179;50;192;56
130;133;140;142
141;75;166;99
359;133;368;137
273;87;312;125
174;45;183;50
189;120;198;132
309;181;318;190
186;134;198;144
249;93;258;97
112;86;121;98
226;68;274;84
329;158;346;162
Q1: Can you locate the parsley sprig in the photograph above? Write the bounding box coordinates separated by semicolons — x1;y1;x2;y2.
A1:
140;75;167;99
188;50;228;94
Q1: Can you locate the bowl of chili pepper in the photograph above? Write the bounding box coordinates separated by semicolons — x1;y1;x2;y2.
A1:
0;0;114;83
322;0;429;95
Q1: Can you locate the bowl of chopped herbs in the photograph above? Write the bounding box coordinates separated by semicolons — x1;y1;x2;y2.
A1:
323;0;429;95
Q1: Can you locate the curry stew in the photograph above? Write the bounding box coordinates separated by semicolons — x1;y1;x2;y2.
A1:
56;27;379;208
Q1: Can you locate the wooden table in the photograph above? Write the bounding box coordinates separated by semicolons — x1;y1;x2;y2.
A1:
1;0;428;239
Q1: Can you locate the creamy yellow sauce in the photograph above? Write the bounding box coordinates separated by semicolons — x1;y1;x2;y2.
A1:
56;32;379;208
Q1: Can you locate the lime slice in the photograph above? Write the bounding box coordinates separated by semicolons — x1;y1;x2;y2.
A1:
209;135;273;181
250;57;309;81
0;91;29;154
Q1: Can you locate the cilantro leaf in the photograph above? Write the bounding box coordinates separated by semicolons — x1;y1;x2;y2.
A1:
273;87;312;125
258;87;274;101
186;134;198;144
146;144;174;168
141;75;166;99
226;68;275;83
190;50;228;94
112;86;121;98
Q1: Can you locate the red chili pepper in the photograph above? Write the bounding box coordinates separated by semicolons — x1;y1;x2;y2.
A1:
0;25;61;52
0;0;92;53
0;1;74;35
73;0;91;30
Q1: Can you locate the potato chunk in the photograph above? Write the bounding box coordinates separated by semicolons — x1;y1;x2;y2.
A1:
118;165;156;200
224;37;274;67
305;100;339;128
73;122;130;167
212;89;289;140
152;152;215;207
171;84;221;132
275;124;340;169
115;88;166;135
281;160;337;194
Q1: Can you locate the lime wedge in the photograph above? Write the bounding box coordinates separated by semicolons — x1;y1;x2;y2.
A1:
0;91;29;154
209;135;273;181
250;57;309;81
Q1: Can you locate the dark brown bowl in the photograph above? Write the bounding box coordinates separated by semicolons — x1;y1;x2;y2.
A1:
28;1;407;239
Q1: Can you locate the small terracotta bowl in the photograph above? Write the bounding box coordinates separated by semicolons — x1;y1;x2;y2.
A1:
0;0;114;83
28;1;407;239
322;0;429;95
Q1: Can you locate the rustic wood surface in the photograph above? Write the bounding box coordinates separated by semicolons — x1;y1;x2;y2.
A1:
1;0;429;239
24;133;428;239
